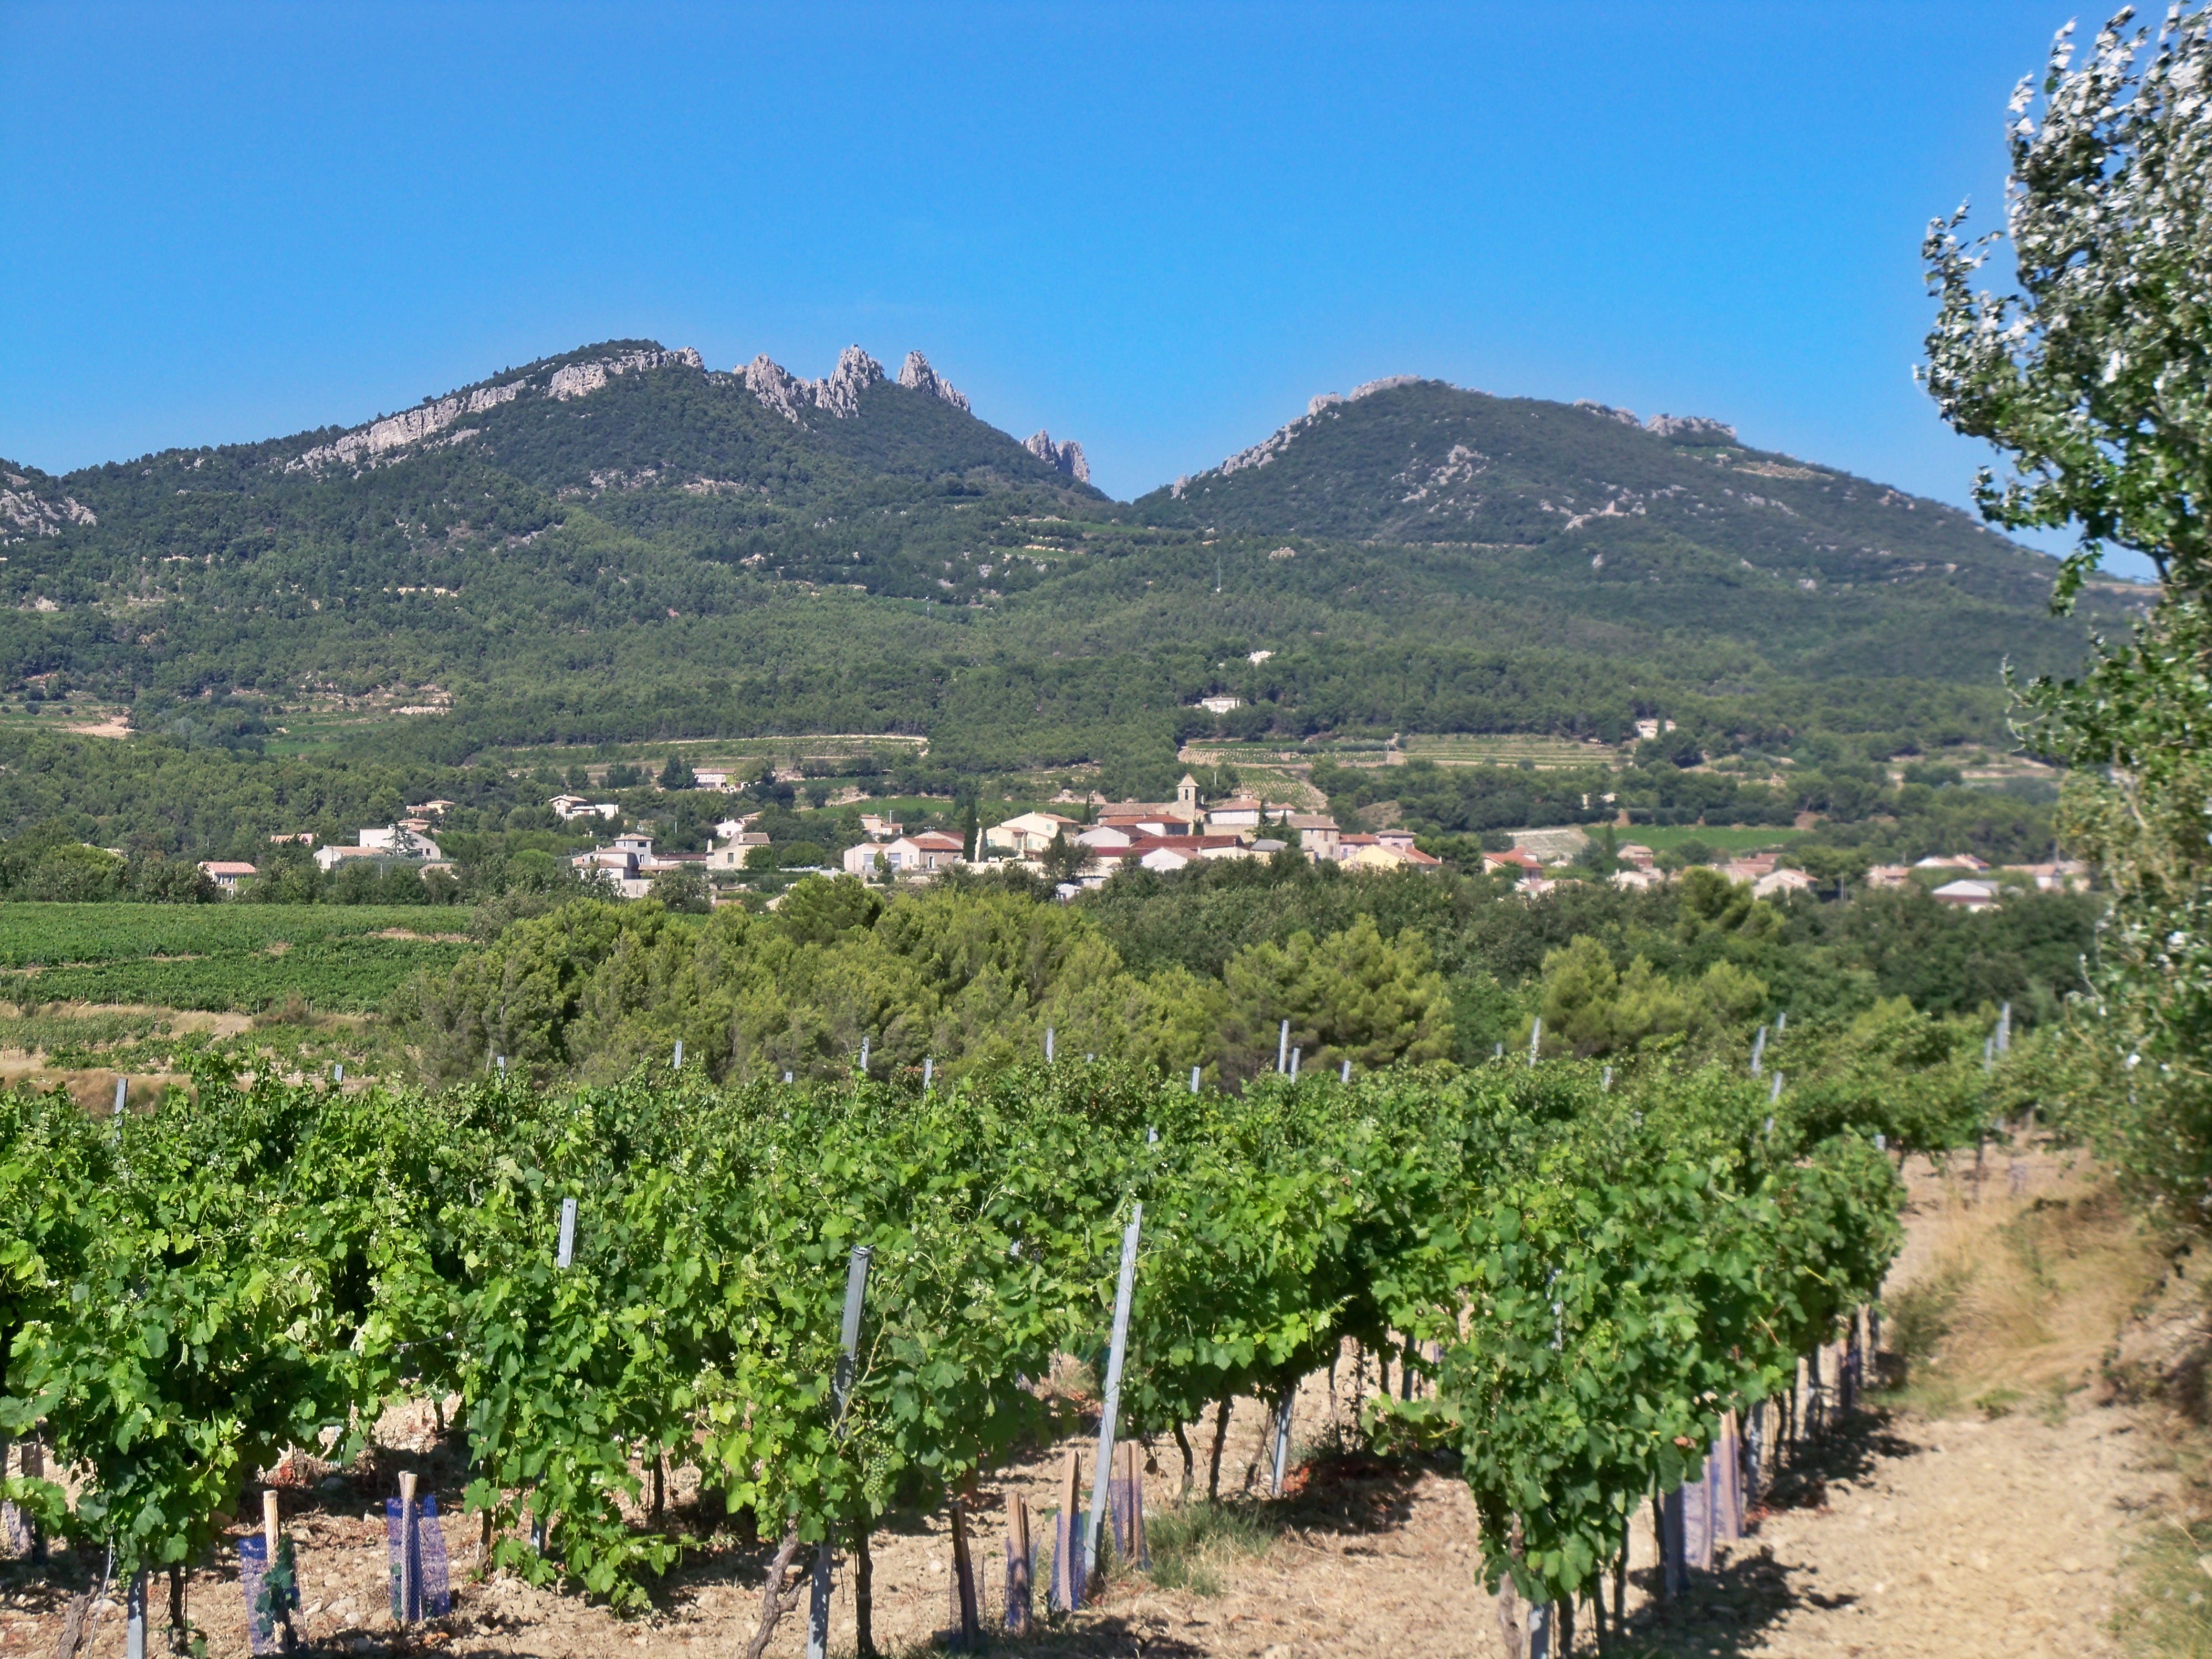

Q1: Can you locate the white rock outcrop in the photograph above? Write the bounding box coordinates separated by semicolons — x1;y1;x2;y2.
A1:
742;346;888;423
1574;400;1642;426
1308;374;1421;418
289;346;705;472
743;354;815;424
1203;374;1433;480
1024;431;1089;484
896;351;971;413
816;345;885;419
547;346;703;401
1647;414;1738;443
0;482;96;538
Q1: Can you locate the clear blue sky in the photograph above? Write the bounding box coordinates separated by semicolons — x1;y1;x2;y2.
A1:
1;1;2146;576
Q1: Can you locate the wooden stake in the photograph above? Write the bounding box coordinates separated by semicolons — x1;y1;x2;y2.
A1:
1004;1492;1032;1635
398;1470;419;1623
262;1487;295;1652
1050;1449;1082;1611
1111;1441;1146;1566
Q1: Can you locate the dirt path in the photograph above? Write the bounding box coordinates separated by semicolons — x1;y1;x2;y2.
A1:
0;1154;2180;1658
1672;1405;2161;1659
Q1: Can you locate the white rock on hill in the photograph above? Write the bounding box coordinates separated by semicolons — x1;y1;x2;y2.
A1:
288;347;705;472
1647;413;1738;442
1024;430;1089;484
743;345;890;423
815;345;885;419
1;477;97;539
896;351;971;413
742;354;816;425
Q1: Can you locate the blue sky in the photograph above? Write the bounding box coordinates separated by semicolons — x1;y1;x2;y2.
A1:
1;1;2147;577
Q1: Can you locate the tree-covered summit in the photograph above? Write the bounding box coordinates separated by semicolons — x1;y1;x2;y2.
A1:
0;338;2141;774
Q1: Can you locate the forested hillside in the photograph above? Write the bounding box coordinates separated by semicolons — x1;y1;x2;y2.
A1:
0;339;2141;800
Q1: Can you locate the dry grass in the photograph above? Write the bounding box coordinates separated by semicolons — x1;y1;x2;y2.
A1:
2116;1514;2212;1657
1878;1154;2163;1420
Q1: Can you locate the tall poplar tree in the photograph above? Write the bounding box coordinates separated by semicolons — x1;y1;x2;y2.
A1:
1923;4;2212;1218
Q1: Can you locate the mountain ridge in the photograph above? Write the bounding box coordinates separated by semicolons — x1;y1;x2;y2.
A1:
0;337;2137;790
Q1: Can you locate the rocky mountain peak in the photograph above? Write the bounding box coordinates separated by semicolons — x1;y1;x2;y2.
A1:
743;354;814;424
1025;430;1090;484
897;351;972;414
817;345;886;419
742;346;890;424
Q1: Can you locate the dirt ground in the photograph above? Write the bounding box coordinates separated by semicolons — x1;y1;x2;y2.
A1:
0;1147;2187;1658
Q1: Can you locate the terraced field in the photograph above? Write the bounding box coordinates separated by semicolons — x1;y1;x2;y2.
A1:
1400;733;1619;768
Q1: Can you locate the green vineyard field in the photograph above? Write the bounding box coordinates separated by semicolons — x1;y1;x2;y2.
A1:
0;903;472;1011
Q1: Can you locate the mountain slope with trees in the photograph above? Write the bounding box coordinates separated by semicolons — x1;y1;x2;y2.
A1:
0;341;2142;791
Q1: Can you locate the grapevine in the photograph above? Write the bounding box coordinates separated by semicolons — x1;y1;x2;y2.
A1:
0;1051;1899;1638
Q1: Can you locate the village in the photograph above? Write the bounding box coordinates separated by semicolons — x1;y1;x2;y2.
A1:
187;770;2089;910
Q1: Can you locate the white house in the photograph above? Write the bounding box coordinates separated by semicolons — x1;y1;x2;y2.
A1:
197;860;258;894
316;826;440;872
551;795;619;822
573;847;640;878
1932;878;2000;910
1286;814;1340;862
708;833;770;871
360;825;442;858
884;832;964;874
1753;868;1818;899
985;811;1080;855
1205;796;1266;832
843;842;886;877
1196;695;1243;714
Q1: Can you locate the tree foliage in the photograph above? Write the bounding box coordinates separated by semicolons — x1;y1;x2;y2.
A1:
1926;5;2212;1222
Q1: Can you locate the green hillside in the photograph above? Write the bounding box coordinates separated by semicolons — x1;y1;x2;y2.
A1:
0;342;2141;807
1133;378;2125;673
